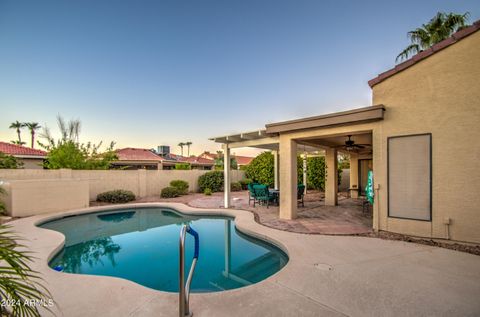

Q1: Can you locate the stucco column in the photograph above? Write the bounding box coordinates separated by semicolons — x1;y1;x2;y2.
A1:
279;137;297;219
349;152;359;198
223;144;231;208
273;150;279;190
302;152;307;190
325;148;338;206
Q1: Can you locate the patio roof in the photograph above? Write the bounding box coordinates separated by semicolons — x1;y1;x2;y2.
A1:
209;129;280;150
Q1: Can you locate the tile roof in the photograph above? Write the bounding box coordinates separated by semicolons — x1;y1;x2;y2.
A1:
116;148;163;161
234;155;254;165
0;141;47;157
368;20;480;88
116;148;215;165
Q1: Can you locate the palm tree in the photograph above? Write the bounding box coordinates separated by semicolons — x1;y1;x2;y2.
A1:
178;142;185;156
396;12;470;62
9;121;25;144
25;122;41;148
185;142;192;156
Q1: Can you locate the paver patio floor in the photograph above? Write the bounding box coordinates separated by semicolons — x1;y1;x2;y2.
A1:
93;190;372;235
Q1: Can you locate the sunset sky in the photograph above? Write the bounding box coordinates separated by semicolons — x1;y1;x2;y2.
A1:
1;0;478;156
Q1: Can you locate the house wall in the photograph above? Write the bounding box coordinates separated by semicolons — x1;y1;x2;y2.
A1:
372;31;480;243
19;158;44;169
0;169;245;216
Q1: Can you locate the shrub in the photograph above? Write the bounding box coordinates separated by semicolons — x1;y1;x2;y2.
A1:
96;189;136;203
161;186;181;198
0;152;23;169
245;152;274;187
238;178;253;190
175;163;191;170
170;180;189;194
198;171;224;192
230;182;242;192
203;188;212;196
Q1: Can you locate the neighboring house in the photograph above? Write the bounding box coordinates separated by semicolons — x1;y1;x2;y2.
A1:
113;148;164;170
0;141;46;169
199;151;253;169
212;21;480;243
113;148;214;170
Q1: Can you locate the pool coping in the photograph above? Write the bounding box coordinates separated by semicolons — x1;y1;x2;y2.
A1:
8;203;480;317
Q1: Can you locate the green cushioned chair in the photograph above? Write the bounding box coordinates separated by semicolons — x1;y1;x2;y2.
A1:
252;184;275;208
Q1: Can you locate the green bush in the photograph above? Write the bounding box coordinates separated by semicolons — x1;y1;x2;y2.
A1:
175;163;191;170
0;152;23;169
96;189;136;203
170;180;189;194
245;152;274;187
203;188;212;196
230;182;242;192
239;178;253;190
161;186;181;198
198;171;224;192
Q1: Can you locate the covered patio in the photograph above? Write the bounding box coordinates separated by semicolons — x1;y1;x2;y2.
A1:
210;105;384;233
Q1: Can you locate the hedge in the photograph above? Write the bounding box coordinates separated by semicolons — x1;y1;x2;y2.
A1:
170;180;189;195
198;171;224;192
161;186;181;198
96;190;136;204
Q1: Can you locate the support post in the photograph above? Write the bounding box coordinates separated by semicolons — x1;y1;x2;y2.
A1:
223;144;231;208
302;152;307;192
279;137;297;219
349;152;359;198
325;148;338;206
273;150;279;190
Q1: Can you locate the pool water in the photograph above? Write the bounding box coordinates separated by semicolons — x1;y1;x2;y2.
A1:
41;208;288;293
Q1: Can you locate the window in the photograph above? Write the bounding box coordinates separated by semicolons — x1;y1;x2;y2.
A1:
388;134;432;221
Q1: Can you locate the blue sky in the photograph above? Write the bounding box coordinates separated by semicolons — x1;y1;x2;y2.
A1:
0;0;478;156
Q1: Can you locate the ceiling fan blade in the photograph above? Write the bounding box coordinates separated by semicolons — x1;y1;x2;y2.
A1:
354;144;365;149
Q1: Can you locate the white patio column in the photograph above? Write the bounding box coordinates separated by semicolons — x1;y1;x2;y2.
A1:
349;152;359;198
279;137;297;219
273;150;279;190
325;148;338;206
302;152;307;190
223;144;231;208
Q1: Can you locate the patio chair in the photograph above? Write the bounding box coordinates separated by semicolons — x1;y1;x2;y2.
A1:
253;184;275;208
247;182;260;206
297;184;305;207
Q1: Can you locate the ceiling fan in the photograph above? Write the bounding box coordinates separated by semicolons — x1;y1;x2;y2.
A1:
334;135;371;152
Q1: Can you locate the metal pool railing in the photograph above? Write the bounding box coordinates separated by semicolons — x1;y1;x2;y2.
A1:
179;224;199;317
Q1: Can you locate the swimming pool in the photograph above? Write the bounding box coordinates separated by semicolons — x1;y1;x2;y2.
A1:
40;207;288;293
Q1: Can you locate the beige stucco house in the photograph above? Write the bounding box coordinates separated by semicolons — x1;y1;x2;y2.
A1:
0;141;46;169
212;21;480;244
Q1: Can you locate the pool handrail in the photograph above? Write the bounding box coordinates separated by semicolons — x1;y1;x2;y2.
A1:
179;224;199;317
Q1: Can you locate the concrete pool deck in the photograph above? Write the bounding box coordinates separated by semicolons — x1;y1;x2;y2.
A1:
9;203;480;316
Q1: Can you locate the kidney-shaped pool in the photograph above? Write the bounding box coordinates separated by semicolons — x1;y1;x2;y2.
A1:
40;207;288;293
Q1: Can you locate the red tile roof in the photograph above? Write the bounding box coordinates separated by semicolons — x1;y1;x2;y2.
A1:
0;141;47;157
181;156;215;165
116;148;163;161
368;20;480;88
234;155;254;165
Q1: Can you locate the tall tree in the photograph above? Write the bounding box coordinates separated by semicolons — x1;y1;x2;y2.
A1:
185;141;192;156
25;122;41;148
396;12;470;62
178;142;185;156
9;120;25;144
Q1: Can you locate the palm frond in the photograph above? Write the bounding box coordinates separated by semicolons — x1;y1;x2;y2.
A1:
396;43;420;62
0;225;53;317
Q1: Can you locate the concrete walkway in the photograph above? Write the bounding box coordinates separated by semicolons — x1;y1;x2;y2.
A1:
9;203;480;316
